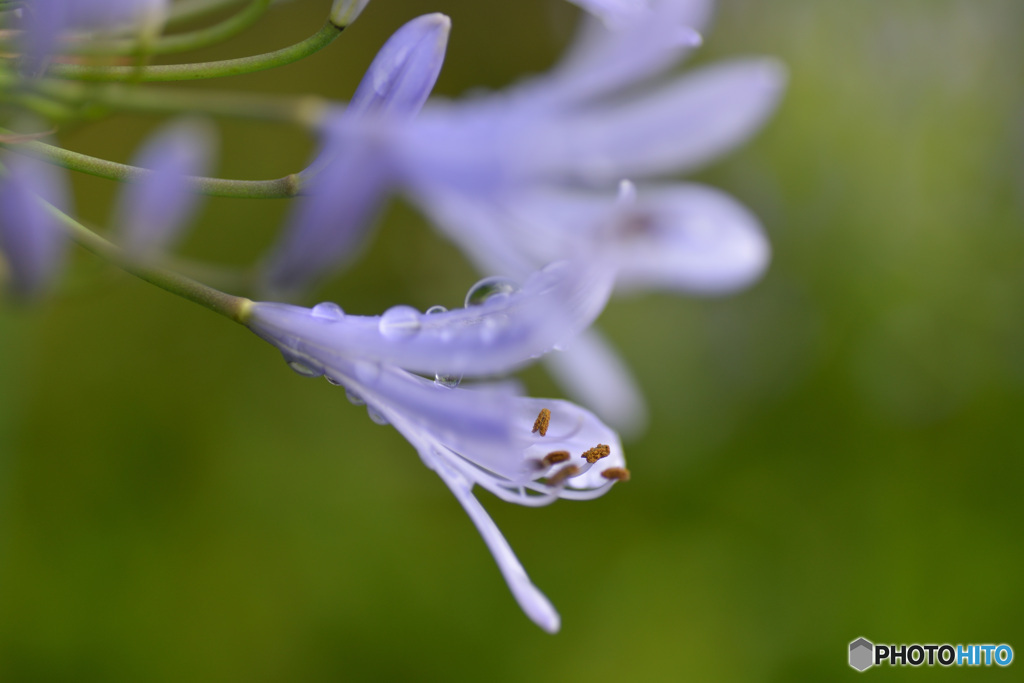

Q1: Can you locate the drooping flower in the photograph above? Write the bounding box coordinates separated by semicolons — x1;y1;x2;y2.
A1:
0;150;71;300
241;261;626;631
260;13;450;296
287;0;783;432
112;117;216;259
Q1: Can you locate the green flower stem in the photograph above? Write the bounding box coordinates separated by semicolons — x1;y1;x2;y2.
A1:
34;78;330;126
0;129;302;198
63;210;252;321
44;21;343;82
0;158;251;322
70;0;273;57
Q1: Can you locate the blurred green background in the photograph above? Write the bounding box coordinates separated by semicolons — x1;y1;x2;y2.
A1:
3;0;1024;680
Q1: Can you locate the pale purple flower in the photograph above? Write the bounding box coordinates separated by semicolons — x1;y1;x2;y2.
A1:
113;118;216;259
0;151;70;300
261;13;450;296
375;0;781;431
242;261;626;631
263;0;784;432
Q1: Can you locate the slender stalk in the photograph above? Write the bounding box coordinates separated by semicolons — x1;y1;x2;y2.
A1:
45;21;342;82
0;129;302;198
59;208;252;321
32;78;331;126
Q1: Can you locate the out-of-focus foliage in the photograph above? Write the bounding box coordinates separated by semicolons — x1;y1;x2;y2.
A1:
2;0;1023;680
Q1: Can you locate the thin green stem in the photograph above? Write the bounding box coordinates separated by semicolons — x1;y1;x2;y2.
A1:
32;78;331;126
69;0;273;57
0;159;252;322
44;21;342;82
0;128;302;198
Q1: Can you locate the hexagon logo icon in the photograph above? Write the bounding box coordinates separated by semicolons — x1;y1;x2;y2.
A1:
849;638;874;671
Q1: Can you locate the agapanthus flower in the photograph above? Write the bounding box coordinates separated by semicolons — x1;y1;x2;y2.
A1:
0;149;70;300
261;12;450;295
241;261;625;632
113;117;216;259
270;0;784;433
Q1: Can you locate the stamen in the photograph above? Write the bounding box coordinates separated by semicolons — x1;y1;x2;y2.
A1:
601;467;631;482
532;408;551;436
546;464;580;487
581;444;611;464
542;450;570;466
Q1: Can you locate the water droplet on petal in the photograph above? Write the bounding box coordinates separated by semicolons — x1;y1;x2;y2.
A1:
379;305;421;339
367;406;389;425
287;359;322;378
326;375;343;386
425;305;448;315
311;302;345;320
465;276;519;307
434;373;462;389
345;388;365;405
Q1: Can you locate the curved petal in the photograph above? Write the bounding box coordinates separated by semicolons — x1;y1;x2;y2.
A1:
545;0;712;105
114;118;215;259
413;182;769;295
261;133;394;296
543;328;649;438
347;13;450;120
0;152;71;300
603;183;771;294
261;14;449;295
431;462;561;633
531;58;788;183
247;260;615;377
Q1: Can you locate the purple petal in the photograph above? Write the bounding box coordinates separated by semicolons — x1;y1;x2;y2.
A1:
599;183;771;294
413;182;769;295
335;365;626;501
338;364;625;631
247;260;615;377
433;466;560;633
543;328;649;437
114;118;215;259
544;0;711;104
260;14;449;295
348;13;450;120
261;125;394;296
529;58;788;183
0;152;71;299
